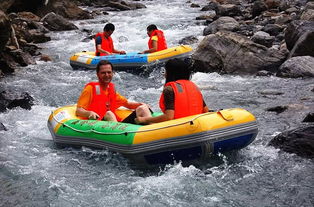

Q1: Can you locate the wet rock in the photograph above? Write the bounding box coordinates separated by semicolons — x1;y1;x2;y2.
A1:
178;36;198;45
266;105;288;113
41;12;78;31
9;49;36;66
201;2;219;12
285;20;314;51
0;10;11;51
251;31;275;47
192;31;287;75
262;24;283;36
36;0;92;20
288;30;314;58
256;70;273;76
303;113;314;123
107;0;146;11
252;0;268;17
39;54;52;62
217;4;242;17
269;124;314;159
277;56;314;78
0;123;7;131
203;16;239;35
191;3;200;8
0;90;34;112
259;90;284;95
196;10;216;21
301;9;314;21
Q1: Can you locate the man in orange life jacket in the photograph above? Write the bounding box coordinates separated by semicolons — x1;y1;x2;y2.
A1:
140;24;167;54
135;58;210;124
76;60;149;122
95;23;126;56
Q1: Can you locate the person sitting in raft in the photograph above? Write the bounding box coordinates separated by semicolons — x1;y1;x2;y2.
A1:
76;60;150;122
135;58;210;125
95;23;126;56
139;24;167;54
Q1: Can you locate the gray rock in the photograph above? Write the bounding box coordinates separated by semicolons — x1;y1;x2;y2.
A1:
178;36;198;45
289;30;314;57
301;9;314;21
203;16;239;36
277;56;314;78
269;124;314;159
192;31;287;74
303;113;314;122
0;90;34;112
41;12;78;31
251;31;275;47
252;0;268;17
285;20;314;51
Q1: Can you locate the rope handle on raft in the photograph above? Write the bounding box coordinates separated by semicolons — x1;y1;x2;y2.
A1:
51;111;215;135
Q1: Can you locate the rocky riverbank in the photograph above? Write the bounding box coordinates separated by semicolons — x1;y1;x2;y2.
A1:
0;0;313;158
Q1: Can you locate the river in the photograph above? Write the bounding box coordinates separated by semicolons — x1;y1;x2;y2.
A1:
0;0;313;206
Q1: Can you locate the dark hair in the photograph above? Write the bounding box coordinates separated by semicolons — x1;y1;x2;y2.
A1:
104;23;115;32
147;24;158;32
165;58;191;83
96;60;113;73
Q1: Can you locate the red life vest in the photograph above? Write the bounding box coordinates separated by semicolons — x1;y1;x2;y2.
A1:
159;80;203;119
85;82;121;121
148;30;167;52
95;32;113;56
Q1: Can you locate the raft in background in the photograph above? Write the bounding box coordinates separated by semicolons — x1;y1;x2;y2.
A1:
69;45;193;71
47;105;258;165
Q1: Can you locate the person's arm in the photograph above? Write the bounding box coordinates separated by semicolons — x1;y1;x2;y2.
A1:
96;44;112;55
136;109;174;124
112;48;126;54
142;40;158;54
123;101;144;109
76;107;100;120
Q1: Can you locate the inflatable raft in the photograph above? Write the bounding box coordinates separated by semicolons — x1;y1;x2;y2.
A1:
47;105;258;165
69;45;193;71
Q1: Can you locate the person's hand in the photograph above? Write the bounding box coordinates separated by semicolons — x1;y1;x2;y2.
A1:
135;116;146;124
119;50;126;54
88;111;100;120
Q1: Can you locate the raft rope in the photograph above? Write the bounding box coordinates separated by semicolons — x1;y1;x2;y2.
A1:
51;111;214;136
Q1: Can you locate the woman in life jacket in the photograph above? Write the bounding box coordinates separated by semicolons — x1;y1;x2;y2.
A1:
140;24;168;54
95;23;126;56
135;58;210;124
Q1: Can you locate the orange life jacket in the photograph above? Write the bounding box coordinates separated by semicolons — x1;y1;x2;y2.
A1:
159;80;203;119
148;30;167;52
85;82;121;121
95;32;113;56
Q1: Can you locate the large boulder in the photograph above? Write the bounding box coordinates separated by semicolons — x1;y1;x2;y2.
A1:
285;20;314;51
41;12;78;31
288;30;314;57
192;31;287;74
36;0;92;20
269;124;314;159
277;56;314;78
0;90;34;112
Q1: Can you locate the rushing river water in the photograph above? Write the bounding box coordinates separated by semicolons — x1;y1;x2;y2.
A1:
1;0;314;206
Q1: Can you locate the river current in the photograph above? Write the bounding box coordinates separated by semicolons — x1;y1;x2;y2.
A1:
0;0;313;206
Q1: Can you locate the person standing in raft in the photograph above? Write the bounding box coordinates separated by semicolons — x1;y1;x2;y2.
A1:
140;24;167;54
95;23;126;56
76;60;150;122
135;58;210;124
